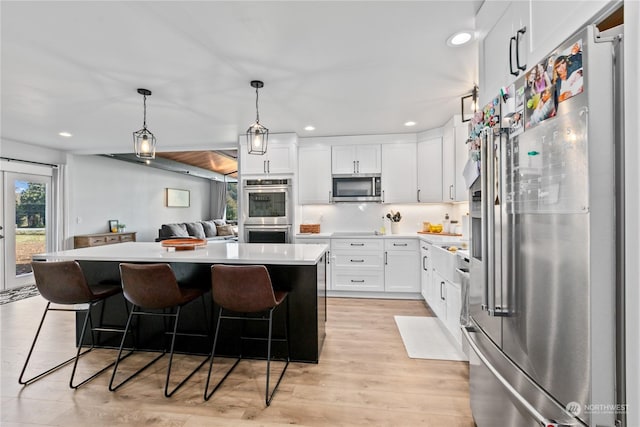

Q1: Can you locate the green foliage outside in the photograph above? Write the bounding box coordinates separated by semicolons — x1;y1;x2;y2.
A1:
226;182;238;220
16;183;46;228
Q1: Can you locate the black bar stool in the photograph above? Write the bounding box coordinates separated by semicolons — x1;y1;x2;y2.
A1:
19;260;124;388
109;263;209;397
204;264;290;406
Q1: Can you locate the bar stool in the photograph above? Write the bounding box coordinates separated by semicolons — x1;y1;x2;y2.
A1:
204;264;290;406
109;263;209;397
19;260;124;388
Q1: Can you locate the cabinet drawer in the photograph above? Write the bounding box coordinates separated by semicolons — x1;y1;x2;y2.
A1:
120;234;135;242
332;252;383;268
106;235;120;243
384;238;418;251
89;236;107;246
331;239;383;251
332;270;384;292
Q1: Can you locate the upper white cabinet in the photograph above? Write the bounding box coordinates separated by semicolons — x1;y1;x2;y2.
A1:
381;143;417;203
298;145;332;204
442;117;470;202
478;0;612;106
332;144;381;175
416;136;443;202
478;1;529;106
240;133;297;176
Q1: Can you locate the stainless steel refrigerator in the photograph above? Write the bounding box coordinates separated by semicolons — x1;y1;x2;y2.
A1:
463;24;625;427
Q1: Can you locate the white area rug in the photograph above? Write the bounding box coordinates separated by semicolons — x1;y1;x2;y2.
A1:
394;316;468;361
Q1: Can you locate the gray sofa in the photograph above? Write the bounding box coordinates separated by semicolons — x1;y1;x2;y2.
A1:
156;219;238;242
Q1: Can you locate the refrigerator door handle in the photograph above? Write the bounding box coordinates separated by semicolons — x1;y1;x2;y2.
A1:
485;128;497;315
480;128;490;312
462;327;577;427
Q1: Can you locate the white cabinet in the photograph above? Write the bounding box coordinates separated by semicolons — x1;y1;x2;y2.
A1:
416;137;443;202
240;135;296;176
420;243;432;302
384;239;419;293
381;143;417;203
331;238;384;292
298;145;332;204
296;237;331;290
442;117;470;202
332;144;381;175
478;1;529;106
478;0;610;106
429;245;464;346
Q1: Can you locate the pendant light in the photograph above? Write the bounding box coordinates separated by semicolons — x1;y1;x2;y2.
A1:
133;88;157;159
246;80;268;155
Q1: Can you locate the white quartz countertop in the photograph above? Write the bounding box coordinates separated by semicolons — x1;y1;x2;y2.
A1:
33;242;328;266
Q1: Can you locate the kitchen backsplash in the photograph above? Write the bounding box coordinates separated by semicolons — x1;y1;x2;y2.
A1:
297;203;469;234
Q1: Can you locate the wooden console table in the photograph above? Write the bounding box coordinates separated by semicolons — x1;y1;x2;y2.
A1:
74;232;137;248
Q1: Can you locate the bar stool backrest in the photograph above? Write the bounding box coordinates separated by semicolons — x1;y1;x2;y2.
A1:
211;265;278;313
119;263;182;309
32;261;94;304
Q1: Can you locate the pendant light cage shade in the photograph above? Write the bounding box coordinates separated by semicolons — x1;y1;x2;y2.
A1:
133;128;157;160
246;80;268;155
247;122;268;155
133;88;156;159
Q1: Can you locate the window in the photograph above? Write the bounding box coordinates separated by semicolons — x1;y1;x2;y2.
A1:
225;181;238;221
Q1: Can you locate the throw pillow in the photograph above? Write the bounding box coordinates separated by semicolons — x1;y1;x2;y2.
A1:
200;220;217;237
162;223;189;238
213;219;226;226
216;224;234;236
185;222;206;239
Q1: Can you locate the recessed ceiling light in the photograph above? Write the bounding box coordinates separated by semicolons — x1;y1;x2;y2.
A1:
447;31;473;47
304;126;315;131
58;131;72;137
404;121;416;127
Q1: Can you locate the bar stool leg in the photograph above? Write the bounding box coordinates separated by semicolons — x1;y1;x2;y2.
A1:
204;308;241;401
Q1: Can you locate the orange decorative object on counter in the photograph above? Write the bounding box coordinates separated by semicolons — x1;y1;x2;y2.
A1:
428;224;443;233
161;238;207;251
300;224;320;233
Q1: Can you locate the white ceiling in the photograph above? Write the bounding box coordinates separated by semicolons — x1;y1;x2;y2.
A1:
1;1;481;155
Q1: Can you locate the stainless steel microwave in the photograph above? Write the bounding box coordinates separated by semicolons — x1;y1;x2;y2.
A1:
332;174;382;202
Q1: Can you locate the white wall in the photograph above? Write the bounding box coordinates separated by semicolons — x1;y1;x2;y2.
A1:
1;139;67;165
67;155;212;243
298;202;468;235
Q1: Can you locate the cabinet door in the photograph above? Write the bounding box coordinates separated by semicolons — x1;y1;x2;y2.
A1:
381;143;417;203
479;2;528;105
298;145;332;204
356;144;382;174
332;145;357;174
242;150;267;175
420;245;432;302
416;137;443;202
442;126;455;202
265;144;294;174
529;0;608;66
445;282;462;346
431;270;448;320
385;249;419;293
454;123;470;202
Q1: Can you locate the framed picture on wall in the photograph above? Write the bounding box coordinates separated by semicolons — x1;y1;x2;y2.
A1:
108;220;119;233
166;188;190;207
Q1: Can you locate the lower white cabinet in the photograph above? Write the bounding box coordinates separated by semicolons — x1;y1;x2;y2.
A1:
429;246;464;346
384;239;419;292
420;243;432;301
331;238;384;292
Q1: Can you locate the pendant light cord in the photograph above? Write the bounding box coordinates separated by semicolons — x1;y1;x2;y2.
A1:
255;87;260;124
143;94;148;129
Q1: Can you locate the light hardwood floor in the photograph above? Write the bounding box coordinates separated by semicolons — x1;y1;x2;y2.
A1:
1;295;473;426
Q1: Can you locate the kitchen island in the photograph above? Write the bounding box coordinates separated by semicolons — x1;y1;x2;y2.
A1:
33;241;328;363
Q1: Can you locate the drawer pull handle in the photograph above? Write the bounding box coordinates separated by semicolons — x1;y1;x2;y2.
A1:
350;259;365;263
350;279;365;283
350;243;365;246
393;243;408;247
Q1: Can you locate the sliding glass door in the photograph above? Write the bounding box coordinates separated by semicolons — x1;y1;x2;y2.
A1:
1;171;52;290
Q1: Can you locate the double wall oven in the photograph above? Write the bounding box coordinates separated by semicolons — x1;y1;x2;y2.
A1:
242;179;292;243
